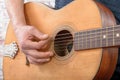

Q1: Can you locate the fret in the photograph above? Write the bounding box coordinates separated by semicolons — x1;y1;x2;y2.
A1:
82;31;87;49
79;32;83;50
106;26;108;46
90;29;96;49
86;31;87;49
74;32;79;50
113;26;115;46
94;30;97;48
74;32;84;50
86;30;91;49
114;26;120;46
101;28;107;47
95;29;101;48
107;27;114;47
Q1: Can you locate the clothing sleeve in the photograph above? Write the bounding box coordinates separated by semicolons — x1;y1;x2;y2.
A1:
55;0;73;9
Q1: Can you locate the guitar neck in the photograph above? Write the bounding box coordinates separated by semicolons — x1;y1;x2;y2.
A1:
74;25;120;50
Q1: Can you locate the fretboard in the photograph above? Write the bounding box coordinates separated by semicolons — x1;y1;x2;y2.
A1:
74;25;120;50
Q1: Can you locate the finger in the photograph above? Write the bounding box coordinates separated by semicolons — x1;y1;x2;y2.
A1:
30;27;49;40
21;39;50;50
23;50;54;59
27;55;51;64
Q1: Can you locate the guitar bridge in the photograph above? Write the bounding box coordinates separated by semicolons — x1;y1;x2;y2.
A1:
0;41;18;58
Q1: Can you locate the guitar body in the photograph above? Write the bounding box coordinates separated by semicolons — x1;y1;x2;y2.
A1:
3;0;118;80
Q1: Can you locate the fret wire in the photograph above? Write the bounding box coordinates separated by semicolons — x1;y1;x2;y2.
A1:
82;31;87;49
79;32;81;49
95;30;97;47
89;31;91;48
86;31;87;49
113;25;115;45
83;32;85;49
115;28;120;45
82;32;84;49
75;32;79;50
86;31;90;48
106;26;108;46
78;33;83;48
100;30;102;48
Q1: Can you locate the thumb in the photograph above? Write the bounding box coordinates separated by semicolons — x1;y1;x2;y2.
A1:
31;27;49;40
40;34;49;40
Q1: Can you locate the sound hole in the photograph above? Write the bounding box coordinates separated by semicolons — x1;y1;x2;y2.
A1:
54;30;73;57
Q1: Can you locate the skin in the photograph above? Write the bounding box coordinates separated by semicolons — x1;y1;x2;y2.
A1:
5;0;54;64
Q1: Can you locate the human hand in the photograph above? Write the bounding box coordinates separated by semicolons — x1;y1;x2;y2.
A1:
14;25;54;64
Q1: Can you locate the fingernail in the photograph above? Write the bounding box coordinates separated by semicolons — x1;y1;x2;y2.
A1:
50;52;54;56
43;34;48;37
46;58;50;61
42;34;48;39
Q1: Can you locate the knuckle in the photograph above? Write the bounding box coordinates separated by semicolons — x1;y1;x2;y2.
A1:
28;26;34;31
29;26;38;34
39;42;46;47
35;42;45;49
35;45;41;50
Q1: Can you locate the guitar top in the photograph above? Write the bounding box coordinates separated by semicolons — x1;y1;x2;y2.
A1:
3;0;118;80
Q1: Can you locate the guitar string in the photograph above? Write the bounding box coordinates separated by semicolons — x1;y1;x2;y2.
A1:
54;42;117;52
54;35;120;50
54;26;120;41
55;39;120;47
54;39;73;43
55;29;119;42
54;29;120;42
75;29;119;37
54;25;120;37
54;34;119;45
45;25;120;51
54;42;113;51
54;38;119;47
54;40;119;48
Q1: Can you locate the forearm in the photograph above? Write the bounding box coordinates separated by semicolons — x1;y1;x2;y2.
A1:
5;0;26;30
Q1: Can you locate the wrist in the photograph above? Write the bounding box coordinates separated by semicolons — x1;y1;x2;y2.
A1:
13;23;27;31
11;17;27;30
13;25;29;44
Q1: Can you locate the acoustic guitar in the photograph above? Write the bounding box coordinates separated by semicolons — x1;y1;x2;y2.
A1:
3;0;119;80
